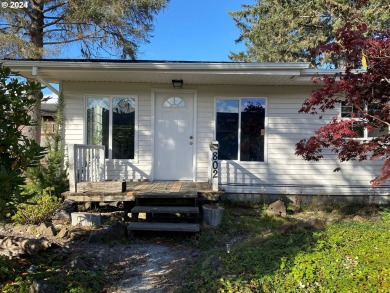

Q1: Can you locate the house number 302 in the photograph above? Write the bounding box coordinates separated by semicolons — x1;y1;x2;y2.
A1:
212;151;218;178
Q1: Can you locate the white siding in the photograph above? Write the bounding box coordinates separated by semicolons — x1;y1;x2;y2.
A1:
194;85;388;196
63;81;163;181
63;81;389;196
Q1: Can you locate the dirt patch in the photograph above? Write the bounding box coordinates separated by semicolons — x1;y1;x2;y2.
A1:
0;223;199;292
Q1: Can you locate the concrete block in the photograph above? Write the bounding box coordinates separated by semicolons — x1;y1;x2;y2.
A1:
71;212;101;226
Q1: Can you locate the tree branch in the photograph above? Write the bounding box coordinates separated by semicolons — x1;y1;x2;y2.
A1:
43;2;66;13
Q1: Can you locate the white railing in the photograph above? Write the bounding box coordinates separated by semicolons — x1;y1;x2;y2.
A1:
68;144;106;192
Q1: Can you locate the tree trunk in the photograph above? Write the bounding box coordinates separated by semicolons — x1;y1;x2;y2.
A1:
24;0;45;143
22;95;41;145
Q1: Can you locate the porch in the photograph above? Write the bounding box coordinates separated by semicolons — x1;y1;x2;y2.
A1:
62;180;220;203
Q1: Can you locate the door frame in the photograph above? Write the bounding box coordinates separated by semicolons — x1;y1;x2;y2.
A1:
151;89;198;181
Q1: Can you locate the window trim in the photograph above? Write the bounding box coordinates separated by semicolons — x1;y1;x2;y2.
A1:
214;96;268;163
84;95;138;162
339;102;388;140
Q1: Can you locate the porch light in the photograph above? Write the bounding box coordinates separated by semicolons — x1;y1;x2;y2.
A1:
172;79;183;89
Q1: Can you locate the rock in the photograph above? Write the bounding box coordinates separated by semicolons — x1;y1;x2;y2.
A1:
279;223;296;235
326;215;340;225
36;223;57;237
56;228;69;239
371;215;382;222
29;279;56;293
88;230;106;244
266;200;287;218
107;222;127;240
70;256;90;271
353;215;366;222
307;217;325;230
0;235;51;257
27;225;38;235
52;199;77;225
13;225;28;234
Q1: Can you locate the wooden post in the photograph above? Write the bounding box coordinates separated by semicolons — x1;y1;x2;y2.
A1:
210;141;219;191
68;144;77;192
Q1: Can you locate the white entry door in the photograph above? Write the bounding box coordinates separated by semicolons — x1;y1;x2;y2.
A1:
154;92;194;180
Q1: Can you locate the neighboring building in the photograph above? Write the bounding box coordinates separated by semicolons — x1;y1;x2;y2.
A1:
41;103;57;145
4;60;389;200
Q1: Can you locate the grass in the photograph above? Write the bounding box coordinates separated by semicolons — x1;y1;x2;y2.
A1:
183;204;390;293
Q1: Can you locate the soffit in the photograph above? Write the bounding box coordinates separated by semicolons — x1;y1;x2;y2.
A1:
1;60;328;86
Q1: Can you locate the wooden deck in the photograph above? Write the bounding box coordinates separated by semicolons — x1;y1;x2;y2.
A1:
62;181;220;202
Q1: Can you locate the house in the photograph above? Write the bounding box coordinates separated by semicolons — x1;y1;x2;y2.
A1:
40;103;57;146
3;59;389;203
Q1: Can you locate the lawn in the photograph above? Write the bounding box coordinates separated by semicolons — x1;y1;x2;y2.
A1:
183;203;390;293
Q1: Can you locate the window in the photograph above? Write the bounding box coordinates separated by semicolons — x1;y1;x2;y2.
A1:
87;96;136;159
163;97;185;108
216;98;266;161
341;100;388;139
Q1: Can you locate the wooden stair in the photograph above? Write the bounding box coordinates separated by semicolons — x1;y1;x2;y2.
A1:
128;192;200;233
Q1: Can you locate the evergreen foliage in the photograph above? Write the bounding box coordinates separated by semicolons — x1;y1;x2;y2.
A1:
26;93;68;196
0;0;168;59
229;0;389;67
0;65;46;219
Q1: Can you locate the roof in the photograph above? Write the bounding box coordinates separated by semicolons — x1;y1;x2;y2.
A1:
41;103;57;116
1;59;342;86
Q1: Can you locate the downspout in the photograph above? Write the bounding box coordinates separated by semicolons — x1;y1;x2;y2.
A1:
32;66;60;95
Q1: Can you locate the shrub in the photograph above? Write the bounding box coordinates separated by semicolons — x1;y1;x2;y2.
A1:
0;65;46;219
11;188;61;225
26;92;68;197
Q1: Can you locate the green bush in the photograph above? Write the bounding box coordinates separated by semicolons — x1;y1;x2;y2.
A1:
11;188;61;225
0;65;46;219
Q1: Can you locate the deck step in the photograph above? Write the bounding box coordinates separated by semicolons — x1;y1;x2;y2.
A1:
131;206;199;214
134;192;198;199
128;222;200;232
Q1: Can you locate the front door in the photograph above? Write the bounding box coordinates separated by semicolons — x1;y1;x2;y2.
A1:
154;92;194;180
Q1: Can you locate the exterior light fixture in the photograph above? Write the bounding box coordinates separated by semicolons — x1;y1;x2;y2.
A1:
172;79;183;89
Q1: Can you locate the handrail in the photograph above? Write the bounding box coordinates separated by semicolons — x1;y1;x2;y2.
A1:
68;144;105;192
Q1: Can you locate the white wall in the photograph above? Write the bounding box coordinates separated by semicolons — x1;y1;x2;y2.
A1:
63;81;388;196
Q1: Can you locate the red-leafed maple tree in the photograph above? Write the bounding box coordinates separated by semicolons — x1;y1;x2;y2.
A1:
295;21;390;187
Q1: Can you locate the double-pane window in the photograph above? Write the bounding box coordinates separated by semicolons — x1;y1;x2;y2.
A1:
216;98;266;161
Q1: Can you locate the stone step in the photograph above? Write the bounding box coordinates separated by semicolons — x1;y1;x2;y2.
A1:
128;222;200;232
131;206;199;214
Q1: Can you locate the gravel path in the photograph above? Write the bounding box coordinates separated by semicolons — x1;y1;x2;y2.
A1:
107;243;191;293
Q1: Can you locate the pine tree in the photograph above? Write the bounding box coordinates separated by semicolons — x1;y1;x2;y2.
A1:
229;0;389;67
0;0;168;59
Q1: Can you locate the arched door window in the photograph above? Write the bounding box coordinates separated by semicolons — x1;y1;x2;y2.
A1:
163;97;185;108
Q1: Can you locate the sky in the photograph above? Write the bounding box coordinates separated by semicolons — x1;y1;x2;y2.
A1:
137;0;254;61
58;0;254;62
45;0;254;101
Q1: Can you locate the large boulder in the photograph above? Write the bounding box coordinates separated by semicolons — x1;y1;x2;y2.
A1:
52;199;77;225
36;223;57;237
0;235;51;257
266;200;287;218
